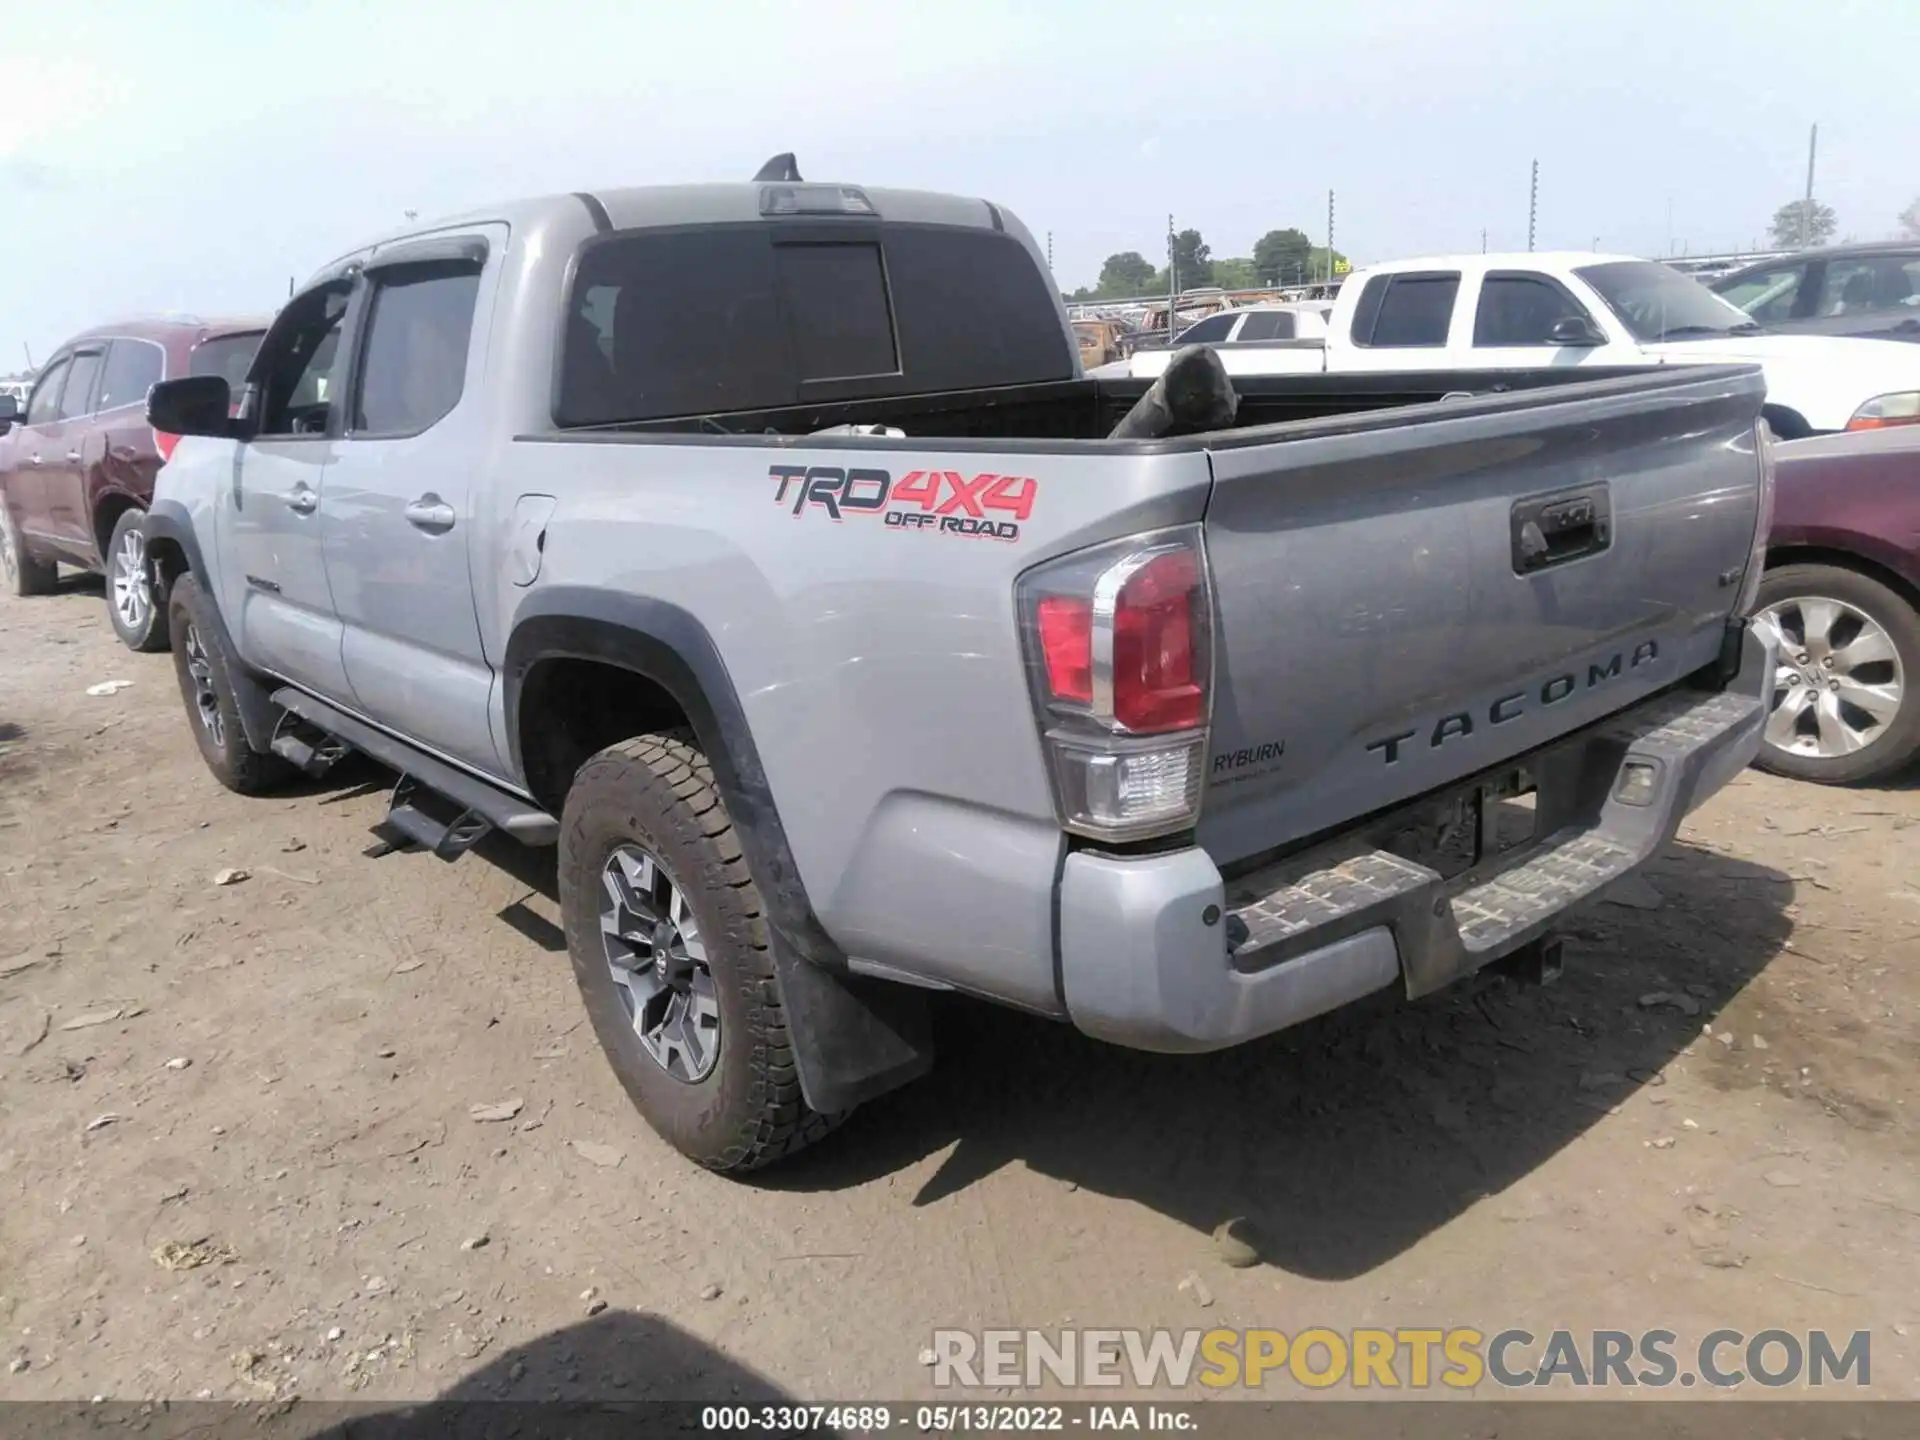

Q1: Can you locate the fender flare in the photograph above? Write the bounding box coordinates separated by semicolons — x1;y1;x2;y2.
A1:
140;503;281;755
503;588;932;1113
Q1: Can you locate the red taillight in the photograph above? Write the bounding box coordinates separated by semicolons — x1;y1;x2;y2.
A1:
153;430;180;462
1036;596;1093;703
1112;550;1203;733
1016;527;1214;841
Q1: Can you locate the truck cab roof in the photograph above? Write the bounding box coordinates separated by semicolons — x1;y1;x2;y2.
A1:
315;182;1022;285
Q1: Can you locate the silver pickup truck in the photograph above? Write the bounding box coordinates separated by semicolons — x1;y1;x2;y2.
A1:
141;161;1778;1172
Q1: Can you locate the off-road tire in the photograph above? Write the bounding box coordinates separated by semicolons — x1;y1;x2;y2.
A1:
105;507;170;652
559;732;842;1172
166;572;294;795
1;502;57;597
1753;562;1920;786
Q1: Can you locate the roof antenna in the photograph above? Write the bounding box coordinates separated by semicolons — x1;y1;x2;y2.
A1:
753;153;802;183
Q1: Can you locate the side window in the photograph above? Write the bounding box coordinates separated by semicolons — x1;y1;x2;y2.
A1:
95;340;165;413
1820;257;1920;317
352;264;482;436
1360;274;1461;347
1235;311;1295;341
558;228;788;427
252;283;353;438
189;332;266;394
1473;274;1591;346
1174;313;1236;344
1716;266;1803;323
24;358;70;425
57;350;104;419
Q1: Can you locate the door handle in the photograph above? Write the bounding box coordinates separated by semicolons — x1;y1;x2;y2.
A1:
28;454;42;466
404;495;456;534
1511;487;1611;574
287;484;318;516
66;450;82;463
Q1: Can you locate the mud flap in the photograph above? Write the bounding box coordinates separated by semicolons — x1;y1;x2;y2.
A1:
769;936;934;1114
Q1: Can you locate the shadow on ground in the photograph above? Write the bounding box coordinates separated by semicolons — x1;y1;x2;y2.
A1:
290;751;1797;1282
755;840;1796;1281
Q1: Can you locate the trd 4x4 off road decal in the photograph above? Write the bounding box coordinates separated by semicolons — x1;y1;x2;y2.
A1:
769;465;1037;542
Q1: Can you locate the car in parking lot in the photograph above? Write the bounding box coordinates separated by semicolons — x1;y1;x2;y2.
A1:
1714;243;1920;344
0;316;268;649
1752;424;1920;785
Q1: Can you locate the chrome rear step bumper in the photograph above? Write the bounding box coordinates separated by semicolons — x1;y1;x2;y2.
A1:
1056;627;1773;1053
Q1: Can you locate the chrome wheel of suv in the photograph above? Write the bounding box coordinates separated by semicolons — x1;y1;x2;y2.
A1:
110;528;151;634
598;844;721;1082
181;622;226;750
1755;594;1905;760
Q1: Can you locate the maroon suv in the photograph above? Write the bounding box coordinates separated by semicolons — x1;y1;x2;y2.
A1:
0;316;267;650
1754;425;1920;785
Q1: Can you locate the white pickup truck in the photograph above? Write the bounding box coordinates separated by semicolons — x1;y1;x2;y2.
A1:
1111;252;1920;438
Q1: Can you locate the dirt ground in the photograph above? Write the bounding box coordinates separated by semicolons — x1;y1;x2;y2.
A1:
1;577;1917;1407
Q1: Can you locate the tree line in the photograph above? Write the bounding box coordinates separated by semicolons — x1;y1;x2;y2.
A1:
1072;195;1920;303
1754;195;1920;251
1067;227;1350;301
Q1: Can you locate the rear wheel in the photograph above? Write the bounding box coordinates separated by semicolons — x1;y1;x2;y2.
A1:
558;732;842;1172
1;502;57;597
105;508;170;651
1752;563;1920;785
166;572;293;795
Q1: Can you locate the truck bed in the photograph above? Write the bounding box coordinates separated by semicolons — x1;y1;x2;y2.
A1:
594;363;1668;445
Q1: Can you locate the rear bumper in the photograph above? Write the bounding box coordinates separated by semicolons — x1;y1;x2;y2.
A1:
1057;622;1775;1053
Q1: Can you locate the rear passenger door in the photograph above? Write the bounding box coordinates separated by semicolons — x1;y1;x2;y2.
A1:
1338;270;1465;371
320;226;504;775
86;337;169;557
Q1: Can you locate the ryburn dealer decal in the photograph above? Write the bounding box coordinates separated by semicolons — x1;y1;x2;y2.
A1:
769;465;1036;542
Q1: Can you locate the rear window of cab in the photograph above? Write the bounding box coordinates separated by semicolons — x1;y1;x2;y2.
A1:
556;223;1073;427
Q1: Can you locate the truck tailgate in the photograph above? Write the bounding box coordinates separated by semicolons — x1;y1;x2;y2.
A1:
1197;364;1767;868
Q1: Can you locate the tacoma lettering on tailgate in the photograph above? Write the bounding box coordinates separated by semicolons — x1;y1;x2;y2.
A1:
769;465;1036;542
1365;638;1662;765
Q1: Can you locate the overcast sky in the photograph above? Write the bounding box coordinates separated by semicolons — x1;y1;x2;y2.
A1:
3;0;1916;367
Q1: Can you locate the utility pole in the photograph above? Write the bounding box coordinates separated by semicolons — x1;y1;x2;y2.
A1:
1046;231;1053;270
1527;159;1538;252
1803;123;1818;247
1480;228;1487;254
1166;213;1177;327
1326;189;1335;284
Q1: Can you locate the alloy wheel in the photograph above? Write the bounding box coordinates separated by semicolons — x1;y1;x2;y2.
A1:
181;622;226;750
598;844;721;1082
1755;595;1906;759
111;528;150;633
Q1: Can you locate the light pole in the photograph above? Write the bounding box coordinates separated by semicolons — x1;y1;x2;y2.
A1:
1802;123;1818;247
1527;160;1538;252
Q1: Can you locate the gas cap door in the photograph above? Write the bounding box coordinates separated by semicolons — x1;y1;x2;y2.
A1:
507;494;557;587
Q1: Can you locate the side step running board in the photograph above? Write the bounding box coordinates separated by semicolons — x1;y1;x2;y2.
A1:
269;710;350;777
268;688;560;854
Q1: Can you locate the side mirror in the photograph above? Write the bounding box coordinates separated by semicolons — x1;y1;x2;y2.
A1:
0;394;20;433
147;376;236;440
1547;316;1606;347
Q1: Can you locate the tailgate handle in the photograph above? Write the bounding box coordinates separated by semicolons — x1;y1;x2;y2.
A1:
1512;487;1610;574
